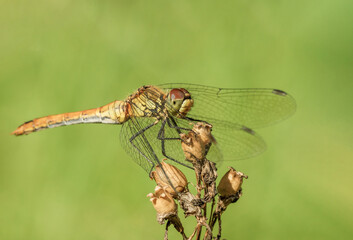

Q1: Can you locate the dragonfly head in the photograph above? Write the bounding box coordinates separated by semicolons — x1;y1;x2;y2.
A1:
167;88;194;117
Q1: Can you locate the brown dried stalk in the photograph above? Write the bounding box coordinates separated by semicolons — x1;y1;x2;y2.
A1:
148;122;248;240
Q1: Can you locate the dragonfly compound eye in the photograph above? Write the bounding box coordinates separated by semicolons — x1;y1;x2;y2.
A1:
170;88;185;101
167;88;193;118
167;89;186;116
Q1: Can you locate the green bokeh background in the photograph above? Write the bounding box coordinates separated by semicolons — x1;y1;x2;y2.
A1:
1;1;352;239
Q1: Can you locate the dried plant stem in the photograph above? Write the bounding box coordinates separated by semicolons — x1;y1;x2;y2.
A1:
216;215;222;240
164;216;187;240
164;221;170;240
195;225;202;240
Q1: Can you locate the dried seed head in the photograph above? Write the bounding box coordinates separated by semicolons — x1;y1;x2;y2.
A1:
147;186;177;215
217;167;248;197
180;123;216;162
192;122;216;147
180;131;205;162
151;161;188;197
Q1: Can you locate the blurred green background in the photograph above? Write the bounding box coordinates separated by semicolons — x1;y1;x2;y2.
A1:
1;0;352;239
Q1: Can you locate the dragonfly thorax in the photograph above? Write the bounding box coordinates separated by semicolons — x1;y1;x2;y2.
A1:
166;88;194;118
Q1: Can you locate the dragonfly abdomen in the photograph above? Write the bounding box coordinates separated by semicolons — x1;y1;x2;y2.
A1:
12;100;129;136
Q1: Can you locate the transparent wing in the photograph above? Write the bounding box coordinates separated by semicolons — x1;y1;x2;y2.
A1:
174;118;266;162
120;116;196;174
120;115;266;173
120;117;159;173
159;83;296;129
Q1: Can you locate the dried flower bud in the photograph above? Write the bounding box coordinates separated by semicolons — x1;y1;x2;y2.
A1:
217;167;248;197
192;122;216;147
151;161;188;197
180;131;205;162
180;123;216;162
147;186;177;215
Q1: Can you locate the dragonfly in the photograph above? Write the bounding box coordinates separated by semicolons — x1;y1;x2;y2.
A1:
12;83;296;175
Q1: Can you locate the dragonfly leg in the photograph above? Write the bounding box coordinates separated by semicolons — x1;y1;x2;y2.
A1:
183;116;210;125
157;119;181;141
168;117;192;132
128;120;181;192
158;119;194;170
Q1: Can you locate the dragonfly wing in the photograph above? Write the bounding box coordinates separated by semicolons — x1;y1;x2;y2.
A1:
120;117;159;173
120;115;264;171
174;118;266;162
120;116;193;173
159;83;296;129
208;120;266;161
159;118;194;168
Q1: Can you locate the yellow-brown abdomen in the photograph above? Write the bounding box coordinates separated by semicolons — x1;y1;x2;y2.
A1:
12;100;129;136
